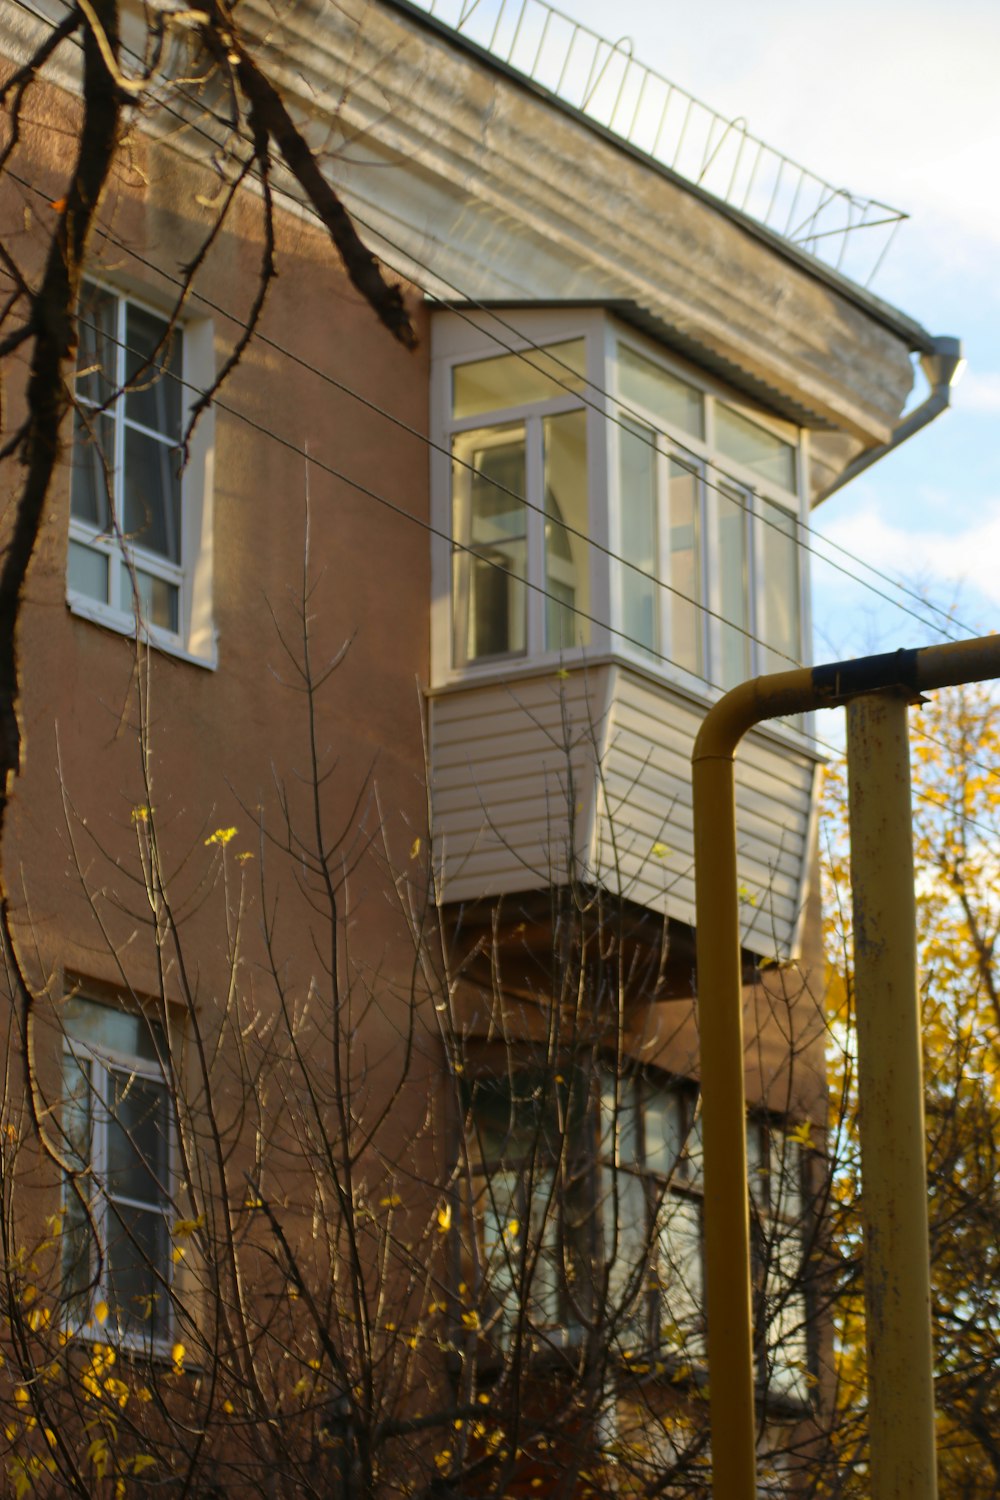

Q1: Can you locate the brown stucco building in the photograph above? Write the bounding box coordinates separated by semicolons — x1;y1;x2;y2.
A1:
0;0;952;1492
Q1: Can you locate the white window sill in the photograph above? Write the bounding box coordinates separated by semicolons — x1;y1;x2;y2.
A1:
428;648;822;759
67;592;218;671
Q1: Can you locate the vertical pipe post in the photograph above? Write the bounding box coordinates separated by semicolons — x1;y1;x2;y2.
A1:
693;752;758;1500
845;691;938;1500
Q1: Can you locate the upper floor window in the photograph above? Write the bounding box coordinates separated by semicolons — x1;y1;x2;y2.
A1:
68;281;217;666
615;340;801;691
450;339;591;664
433;311;807;708
60;997;173;1346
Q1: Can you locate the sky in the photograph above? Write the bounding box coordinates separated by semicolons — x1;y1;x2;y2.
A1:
562;0;1000;661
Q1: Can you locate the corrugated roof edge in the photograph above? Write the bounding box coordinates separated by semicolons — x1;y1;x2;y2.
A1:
386;0;936;356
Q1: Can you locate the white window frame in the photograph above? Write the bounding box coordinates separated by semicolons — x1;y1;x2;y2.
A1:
67;280;217;668
600;1072;706;1366
465;1069;590;1354
61;1000;175;1351
748;1117;813;1406
430;308;612;686
431;311;810;732
611;329;807;699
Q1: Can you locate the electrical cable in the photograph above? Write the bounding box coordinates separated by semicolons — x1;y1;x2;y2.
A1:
69;307;1000;839
4;0;974;647
7;0;996;802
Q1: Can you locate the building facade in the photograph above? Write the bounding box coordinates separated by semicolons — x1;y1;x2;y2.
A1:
0;0;948;1493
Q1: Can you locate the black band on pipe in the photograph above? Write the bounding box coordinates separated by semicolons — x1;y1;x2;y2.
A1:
811;647;920;703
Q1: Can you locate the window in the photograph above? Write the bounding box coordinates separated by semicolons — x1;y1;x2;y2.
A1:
448;339;592;665
434;312;807;705
68;281;216;664
748;1119;812;1404
600;1072;705;1365
601;1074;813;1405
466;1072;590;1347
60;998;173;1345
615;340;802;690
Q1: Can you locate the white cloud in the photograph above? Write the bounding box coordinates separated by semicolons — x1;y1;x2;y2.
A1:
815;502;1000;611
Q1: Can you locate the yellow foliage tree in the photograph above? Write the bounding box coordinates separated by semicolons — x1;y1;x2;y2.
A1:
822;681;1000;1499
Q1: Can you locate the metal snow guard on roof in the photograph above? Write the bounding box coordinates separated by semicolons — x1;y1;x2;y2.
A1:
405;0;907;289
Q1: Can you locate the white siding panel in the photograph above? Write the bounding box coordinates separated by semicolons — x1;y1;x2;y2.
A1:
430;670;610;902
595;668;814;955
429;664;816;955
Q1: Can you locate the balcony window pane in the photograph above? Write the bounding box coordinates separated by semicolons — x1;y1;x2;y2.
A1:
619;420;658;658
543;409;589;650
68;541;109;605
452;425;527;663
107;1070;169;1203
125;305;183;440
619;344;704;439
62;998;164;1063
123;427;182;563
70;409;115;529
765;1228;809;1401
760;501;800;673
643;1088;683;1178
600;1073;640;1167
480;1167;520;1336
453;339;587;419
769;1129;803;1221
667;456;703;675
718;488;751;689
76;282;117;406
106;1203;168;1337
657;1194;704;1358
716;404;796;491
602;1164;647;1343
120;563;180;633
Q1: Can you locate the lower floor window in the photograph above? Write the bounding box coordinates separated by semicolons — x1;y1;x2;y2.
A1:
464;1066;813;1402
601;1073;706;1363
60;997;172;1344
468;1073;590;1345
748;1119;812;1403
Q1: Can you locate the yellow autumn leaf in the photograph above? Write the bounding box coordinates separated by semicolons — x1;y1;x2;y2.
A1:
204;826;237;847
651;840;670;858
436;1202;452;1232
409;836;421;860
93;1300;109;1326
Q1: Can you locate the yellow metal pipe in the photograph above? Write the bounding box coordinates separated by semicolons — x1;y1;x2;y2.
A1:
691;634;1000;1500
693;669;814;1500
846;693;937;1500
